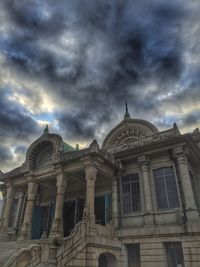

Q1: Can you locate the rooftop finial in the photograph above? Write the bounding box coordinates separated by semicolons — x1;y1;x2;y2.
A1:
124;101;130;119
44;125;49;134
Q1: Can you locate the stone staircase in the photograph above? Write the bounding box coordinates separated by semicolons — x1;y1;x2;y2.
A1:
0;240;40;267
57;221;123;267
57;221;87;266
0;222;123;267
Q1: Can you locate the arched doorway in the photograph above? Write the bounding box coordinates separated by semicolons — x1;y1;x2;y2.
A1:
98;253;117;267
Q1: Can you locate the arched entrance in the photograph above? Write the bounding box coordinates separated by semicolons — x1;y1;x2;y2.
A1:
98;253;117;267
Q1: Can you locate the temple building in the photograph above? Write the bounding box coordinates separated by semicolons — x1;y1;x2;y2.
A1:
0;105;200;267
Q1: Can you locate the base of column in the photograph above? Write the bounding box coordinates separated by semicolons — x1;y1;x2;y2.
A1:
144;213;154;225
18;223;32;240
49;218;64;245
46;246;58;267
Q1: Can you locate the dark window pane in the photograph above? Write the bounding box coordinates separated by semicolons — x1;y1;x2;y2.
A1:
154;167;180;209
122;174;141;213
122;183;132;213
164;167;174;175
127;244;141;267
190;172;200;212
154;175;168;209
154;168;163;177
166;175;179;208
166;242;184;267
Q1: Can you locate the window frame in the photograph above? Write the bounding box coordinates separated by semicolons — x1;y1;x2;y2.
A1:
121;173;142;215
153;166;180;211
164;242;185;267
188;167;200;212
127;243;141;267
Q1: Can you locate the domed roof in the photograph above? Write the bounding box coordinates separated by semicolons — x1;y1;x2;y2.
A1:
102;104;158;151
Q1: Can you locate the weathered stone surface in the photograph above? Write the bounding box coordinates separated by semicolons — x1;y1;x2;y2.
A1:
0;115;200;266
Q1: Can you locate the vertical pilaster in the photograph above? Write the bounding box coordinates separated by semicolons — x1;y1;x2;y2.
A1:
49;172;67;241
14;192;24;230
84;165;97;223
19;181;38;239
0;189;7;228
1;181;14;230
112;176;119;228
138;155;154;225
173;146;199;222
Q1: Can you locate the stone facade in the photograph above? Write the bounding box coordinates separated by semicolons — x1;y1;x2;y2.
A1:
0;111;200;267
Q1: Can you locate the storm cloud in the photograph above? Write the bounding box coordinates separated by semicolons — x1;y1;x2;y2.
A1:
0;0;200;171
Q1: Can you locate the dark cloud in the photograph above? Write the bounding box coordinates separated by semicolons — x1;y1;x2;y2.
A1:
0;0;199;170
0;146;13;162
181;112;200;126
0;88;40;140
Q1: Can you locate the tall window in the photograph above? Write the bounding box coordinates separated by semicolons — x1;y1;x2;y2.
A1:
189;171;200;212
153;167;179;210
122;174;141;214
127;244;141;267
165;242;185;267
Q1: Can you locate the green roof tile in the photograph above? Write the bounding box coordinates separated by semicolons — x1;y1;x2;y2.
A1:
63;142;76;152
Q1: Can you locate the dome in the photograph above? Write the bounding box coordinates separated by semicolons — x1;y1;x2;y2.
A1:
102;104;158;151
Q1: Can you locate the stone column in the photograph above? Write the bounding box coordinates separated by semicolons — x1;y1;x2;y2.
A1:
138;155;154;225
49;172;67;241
84;165;97;223
1;181;14;230
173;146;199;222
19;182;38;239
0;190;7;228
13;192;24;230
112;176;119;228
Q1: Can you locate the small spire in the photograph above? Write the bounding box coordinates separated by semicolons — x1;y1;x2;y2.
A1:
76;144;79;150
44;125;49;134
124;101;130;119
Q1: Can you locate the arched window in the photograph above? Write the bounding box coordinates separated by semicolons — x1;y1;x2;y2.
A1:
36;146;53;168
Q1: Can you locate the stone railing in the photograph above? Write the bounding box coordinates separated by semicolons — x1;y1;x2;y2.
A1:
3;244;41;267
57;221;86;265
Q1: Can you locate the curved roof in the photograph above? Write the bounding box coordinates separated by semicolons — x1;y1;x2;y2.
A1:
102;116;158;150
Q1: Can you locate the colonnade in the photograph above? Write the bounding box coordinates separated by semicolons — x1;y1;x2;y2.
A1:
0;161;119;240
0;145;199;240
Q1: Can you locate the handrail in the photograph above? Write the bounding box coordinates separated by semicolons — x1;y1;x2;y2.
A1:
3;244;41;267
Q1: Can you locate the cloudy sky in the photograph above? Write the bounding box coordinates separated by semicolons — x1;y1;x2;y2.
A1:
0;0;200;172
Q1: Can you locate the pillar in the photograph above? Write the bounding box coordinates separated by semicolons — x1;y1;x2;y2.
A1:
138;155;154;225
0;189;7;228
13;192;24;230
49;172;67;241
19;181;38;239
173;146;199;222
112;176;119;228
1;181;14;230
84;165;97;223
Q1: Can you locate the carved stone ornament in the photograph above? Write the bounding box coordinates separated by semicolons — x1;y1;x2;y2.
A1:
102;118;158;150
24;133;64;171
